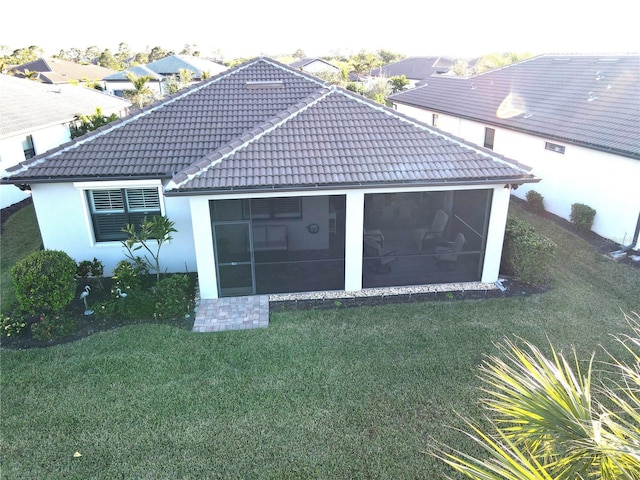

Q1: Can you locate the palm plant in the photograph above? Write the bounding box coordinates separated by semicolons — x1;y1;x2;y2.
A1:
433;312;640;479
124;71;155;108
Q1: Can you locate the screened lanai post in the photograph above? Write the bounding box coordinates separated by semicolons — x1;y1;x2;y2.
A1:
481;186;511;283
344;191;364;291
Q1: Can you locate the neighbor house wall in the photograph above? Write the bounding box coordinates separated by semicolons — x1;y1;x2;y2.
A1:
394;103;640;249
29;181;197;276
1;124;71;208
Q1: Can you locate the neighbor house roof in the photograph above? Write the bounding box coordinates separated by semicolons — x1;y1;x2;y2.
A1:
4;58;536;192
144;55;227;78
10;58;116;84
0;74;131;138
104;55;227;81
102;65;164;82
289;58;339;71
389;54;640;159
369;56;454;80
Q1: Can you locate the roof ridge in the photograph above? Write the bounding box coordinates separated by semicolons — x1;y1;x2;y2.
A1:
167;87;333;190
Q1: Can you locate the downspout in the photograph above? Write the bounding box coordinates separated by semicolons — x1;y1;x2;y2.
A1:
624;210;640;251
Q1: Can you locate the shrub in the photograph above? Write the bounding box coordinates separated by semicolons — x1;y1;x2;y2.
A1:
76;257;105;289
501;216;556;285
525;190;545;213
76;257;104;279
1;315;28;338
31;312;78;341
153;274;193;320
112;260;146;293
11;250;77;315
570;203;596;231
94;293;155;322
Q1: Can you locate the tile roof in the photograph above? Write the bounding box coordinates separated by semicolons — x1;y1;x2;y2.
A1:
10;58;116;84
4;58;536;192
103;55;227;81
103;65;164;81
144;55;228;78
389;54;640;159
289;58;339;71
0;75;131;138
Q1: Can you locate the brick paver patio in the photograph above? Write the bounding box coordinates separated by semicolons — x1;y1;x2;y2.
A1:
192;295;269;332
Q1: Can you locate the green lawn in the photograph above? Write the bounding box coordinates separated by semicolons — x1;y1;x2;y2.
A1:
1;202;638;479
0;203;43;314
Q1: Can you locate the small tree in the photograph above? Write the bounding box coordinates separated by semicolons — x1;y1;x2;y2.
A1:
121;216;177;282
389;75;410;94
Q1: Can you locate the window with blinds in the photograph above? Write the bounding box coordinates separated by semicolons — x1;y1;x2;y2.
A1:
87;188;161;241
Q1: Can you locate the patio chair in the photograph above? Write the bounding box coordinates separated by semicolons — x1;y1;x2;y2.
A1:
364;226;385;247
363;236;397;273
434;232;466;268
414;209;449;250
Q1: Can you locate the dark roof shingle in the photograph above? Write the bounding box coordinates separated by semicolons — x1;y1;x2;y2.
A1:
5;57;537;191
389;54;640;159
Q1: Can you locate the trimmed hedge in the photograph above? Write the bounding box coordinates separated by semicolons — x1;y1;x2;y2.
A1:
570;203;596;232
501;216;556;286
11;250;77;315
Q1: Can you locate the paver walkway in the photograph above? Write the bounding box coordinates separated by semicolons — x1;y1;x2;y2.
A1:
192;295;269;332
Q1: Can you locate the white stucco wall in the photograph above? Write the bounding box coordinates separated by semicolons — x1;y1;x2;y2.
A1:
29;181;197;277
394;103;640;249
1;124;72;208
103;80;163;98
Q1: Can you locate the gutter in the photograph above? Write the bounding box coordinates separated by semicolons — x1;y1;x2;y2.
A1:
162;176;540;197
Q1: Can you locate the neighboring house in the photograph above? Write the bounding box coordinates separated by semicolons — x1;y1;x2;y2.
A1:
369;56;455;88
103;55;227;97
10;58;116;89
390;54;640;250
0;74;131;208
289;58;341;75
2;58;538;300
102;65;165;98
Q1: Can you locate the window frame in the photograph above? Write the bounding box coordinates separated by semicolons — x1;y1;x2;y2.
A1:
432;113;439;128
22;135;35;159
82;182;165;245
483;127;495;150
544;141;566;154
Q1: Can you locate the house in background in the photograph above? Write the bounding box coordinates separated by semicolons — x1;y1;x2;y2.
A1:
102;65;165;98
10;57;116;89
369;56;455;88
390;54;640;250
103;55;227;97
0;75;131;208
289;58;341;75
3;58;537;299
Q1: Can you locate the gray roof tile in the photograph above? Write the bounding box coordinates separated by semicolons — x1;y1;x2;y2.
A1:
0;75;131;138
5;58;536;191
390;54;640;159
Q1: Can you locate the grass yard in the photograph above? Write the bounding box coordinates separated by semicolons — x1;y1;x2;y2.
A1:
1;202;639;479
